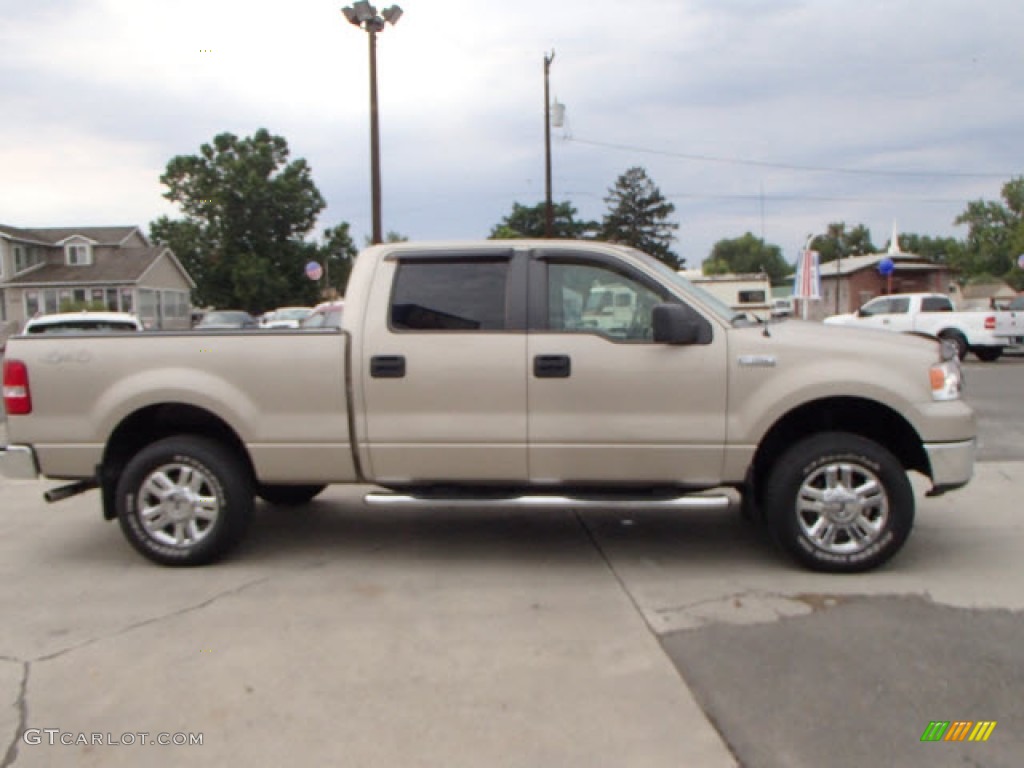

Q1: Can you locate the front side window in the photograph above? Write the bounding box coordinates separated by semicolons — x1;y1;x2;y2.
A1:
390;260;508;331
888;297;911;314
547;262;667;341
859;298;891;316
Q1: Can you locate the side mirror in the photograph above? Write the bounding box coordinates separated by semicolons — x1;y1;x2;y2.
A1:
652;304;700;345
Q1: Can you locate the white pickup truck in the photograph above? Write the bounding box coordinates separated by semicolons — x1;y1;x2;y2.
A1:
824;292;1016;362
1;240;976;573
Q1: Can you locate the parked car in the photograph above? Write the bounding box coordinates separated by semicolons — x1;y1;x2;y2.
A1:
300;300;344;329
260;307;313;329
770;298;793;318
194;310;258;330
1;240;974;573
21;311;143;335
824;292;1015;362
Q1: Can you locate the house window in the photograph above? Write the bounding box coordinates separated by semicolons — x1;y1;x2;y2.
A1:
65;243;93;266
737;290;766;304
25;291;39;317
120;288;134;313
14;245;44;274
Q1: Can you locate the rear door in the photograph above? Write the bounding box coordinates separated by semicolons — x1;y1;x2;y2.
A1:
526;249;727;485
359;248;529;485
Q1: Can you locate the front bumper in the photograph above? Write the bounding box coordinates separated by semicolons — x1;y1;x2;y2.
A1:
924;438;975;496
0;445;39;480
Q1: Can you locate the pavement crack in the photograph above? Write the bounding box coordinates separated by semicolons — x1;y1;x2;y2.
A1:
572;511;657;634
33;575;271;663
1;662;29;768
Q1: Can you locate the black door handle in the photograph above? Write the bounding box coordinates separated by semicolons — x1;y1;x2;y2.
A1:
534;354;571;378
370;355;406;378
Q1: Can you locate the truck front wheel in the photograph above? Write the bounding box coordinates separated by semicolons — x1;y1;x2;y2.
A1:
764;432;914;573
115;436;253;566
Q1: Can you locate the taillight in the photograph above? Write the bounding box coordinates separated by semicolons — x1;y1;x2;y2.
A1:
984;316;996;330
2;359;32;415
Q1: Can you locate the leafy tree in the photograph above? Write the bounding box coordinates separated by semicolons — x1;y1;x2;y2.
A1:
954;177;1024;290
488;201;597;240
322;222;359;296
599;167;681;268
150;129;326;312
893;233;965;265
362;230;409;247
703;233;790;283
810;222;876;264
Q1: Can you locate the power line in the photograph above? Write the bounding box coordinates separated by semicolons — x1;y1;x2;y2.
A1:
564;136;1012;180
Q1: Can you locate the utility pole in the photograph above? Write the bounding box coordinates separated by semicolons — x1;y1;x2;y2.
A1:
544;50;555;239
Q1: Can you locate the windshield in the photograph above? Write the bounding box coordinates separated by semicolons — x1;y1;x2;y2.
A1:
620;246;747;325
28;321;138;334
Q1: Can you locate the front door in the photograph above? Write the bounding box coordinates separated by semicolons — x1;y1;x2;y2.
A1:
526;251;728;486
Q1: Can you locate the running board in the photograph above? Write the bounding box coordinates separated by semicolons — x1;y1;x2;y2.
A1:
364;492;732;511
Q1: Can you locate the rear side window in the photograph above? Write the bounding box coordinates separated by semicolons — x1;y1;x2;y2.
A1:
391;260;509;331
921;297;953;312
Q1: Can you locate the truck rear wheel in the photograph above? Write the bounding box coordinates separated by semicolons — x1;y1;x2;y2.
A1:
764;432;914;573
973;347;1002;363
115;436;253;566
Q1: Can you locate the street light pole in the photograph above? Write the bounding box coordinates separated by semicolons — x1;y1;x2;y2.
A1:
544;50;555;239
342;2;402;245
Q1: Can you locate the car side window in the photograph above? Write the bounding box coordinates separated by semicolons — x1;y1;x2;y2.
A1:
391;259;509;331
889;297;911;314
921;297;953;312
860;298;889;316
547;262;667;341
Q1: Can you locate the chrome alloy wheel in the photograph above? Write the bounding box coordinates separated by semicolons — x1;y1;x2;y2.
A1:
137;462;221;549
795;462;889;556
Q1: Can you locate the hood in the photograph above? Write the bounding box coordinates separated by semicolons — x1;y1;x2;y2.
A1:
734;317;942;362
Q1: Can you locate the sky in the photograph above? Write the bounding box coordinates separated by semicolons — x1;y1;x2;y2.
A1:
2;0;1023;267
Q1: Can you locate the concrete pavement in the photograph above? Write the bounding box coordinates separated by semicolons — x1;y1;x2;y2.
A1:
2;393;1022;766
1;460;1021;767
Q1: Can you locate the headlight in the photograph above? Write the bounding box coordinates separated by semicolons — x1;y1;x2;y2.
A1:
930;360;962;401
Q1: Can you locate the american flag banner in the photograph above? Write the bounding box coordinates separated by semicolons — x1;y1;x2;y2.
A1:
793;249;821;299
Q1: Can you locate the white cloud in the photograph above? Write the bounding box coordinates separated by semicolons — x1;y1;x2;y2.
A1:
2;0;1023;260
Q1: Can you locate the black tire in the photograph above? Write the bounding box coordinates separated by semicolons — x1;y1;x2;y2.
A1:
973;347;1003;363
115;436;253;566
764;432;914;573
938;331;968;361
256;484;327;505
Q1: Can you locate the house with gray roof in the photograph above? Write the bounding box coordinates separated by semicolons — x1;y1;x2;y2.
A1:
0;224;195;338
795;245;955;321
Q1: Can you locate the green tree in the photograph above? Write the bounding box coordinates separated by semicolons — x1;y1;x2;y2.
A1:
703;233;790;283
362;230;409;248
488;201;597;240
150;129;326;312
599;167;681;268
322;222;359;296
954;177;1024;290
810;222;876;264
893;233;965;265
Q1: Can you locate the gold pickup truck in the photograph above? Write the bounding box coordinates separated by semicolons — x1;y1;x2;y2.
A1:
0;240;976;571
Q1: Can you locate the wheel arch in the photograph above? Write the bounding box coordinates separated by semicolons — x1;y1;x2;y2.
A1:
99;403;254;520
747;397;928;514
